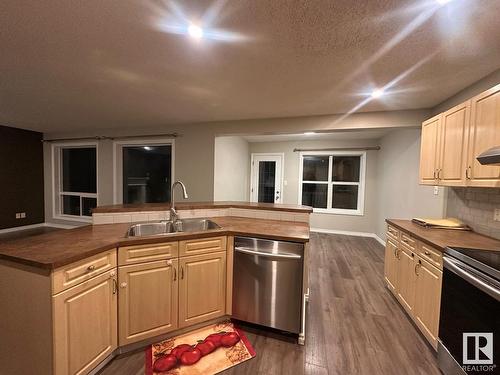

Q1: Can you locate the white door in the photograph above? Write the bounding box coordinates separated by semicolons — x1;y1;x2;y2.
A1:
250;154;283;203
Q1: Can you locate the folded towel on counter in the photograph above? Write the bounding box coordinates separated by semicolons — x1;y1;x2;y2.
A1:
411;217;471;230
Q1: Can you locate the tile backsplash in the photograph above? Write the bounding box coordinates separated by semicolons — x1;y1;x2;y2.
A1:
446;187;500;240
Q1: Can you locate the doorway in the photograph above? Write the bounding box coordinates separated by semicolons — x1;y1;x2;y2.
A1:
250;153;284;203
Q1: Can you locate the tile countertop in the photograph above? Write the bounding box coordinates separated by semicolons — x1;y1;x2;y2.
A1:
92;201;314;214
386;219;500;252
0;217;310;270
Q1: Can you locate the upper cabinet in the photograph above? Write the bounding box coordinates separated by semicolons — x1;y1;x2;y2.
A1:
420;115;442;184
420;84;500;187
467;85;500;187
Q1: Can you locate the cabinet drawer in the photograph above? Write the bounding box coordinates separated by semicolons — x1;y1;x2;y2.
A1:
418;243;443;270
118;241;178;266
52;249;117;295
386;225;399;240
179;236;227;257
400;233;416;251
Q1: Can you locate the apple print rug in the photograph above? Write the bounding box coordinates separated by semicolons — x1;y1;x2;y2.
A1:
145;320;256;374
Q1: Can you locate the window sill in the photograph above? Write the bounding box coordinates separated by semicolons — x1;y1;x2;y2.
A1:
312;208;364;216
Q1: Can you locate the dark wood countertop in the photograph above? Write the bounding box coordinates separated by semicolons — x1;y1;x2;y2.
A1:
0;217;310;270
386;219;500;252
92;201;313;214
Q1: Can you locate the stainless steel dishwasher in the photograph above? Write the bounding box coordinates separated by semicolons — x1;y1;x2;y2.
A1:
232;236;304;334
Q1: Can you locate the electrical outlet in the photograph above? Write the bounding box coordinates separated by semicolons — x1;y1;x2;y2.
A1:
433;186;439;195
494;209;500;222
15;213;21;219
20;212;26;218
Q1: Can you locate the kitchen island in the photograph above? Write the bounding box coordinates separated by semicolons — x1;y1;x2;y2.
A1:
0;204;311;375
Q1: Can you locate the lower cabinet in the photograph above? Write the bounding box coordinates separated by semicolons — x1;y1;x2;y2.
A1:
396;246;416;314
414;256;443;347
118;259;179;345
53;269;118;375
383;238;398;292
179;251;227;328
383;225;443;349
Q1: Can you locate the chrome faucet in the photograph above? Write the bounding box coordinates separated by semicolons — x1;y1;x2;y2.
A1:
170;180;188;223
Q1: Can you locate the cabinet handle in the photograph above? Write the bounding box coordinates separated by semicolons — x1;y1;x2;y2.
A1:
180;266;184;279
112;278;118;294
433;170;437;179
402;238;408;243
411;253;414;258
87;265;95;272
173;267;177;281
415;261;421;276
437;168;442;180
466;165;471;180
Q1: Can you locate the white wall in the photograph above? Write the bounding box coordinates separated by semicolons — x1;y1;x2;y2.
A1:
249;139;379;233
214;136;250;201
375;129;446;240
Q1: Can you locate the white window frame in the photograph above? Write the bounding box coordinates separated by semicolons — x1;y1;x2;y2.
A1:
112;138;175;204
51;142;99;222
298;151;366;216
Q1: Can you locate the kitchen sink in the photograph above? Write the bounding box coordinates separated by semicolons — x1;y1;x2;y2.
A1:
126;218;221;237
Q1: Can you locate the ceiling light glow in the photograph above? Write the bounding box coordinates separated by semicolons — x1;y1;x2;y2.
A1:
436;0;453;4
188;24;204;39
143;146;152;151
371;89;385;98
304;132;316;135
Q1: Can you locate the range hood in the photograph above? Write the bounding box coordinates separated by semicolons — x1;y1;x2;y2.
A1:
477;146;500;166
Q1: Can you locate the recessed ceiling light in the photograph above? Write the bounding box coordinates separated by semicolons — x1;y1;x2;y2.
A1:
143;146;152;151
188;24;204;39
304;132;316;135
436;0;452;4
371;89;385;98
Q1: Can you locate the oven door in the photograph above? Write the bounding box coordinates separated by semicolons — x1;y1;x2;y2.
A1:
438;256;500;374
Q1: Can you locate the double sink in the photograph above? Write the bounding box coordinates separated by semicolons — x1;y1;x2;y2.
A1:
127;218;221;237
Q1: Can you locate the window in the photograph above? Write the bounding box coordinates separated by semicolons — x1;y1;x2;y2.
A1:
299;152;366;215
122;145;172;204
53;144;98;220
113;139;173;204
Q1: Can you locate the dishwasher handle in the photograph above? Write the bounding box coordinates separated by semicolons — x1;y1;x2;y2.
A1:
235;246;302;260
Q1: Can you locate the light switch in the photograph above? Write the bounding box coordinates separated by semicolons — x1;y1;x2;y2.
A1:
433;186;439;195
15;213;21;219
20;212;26;218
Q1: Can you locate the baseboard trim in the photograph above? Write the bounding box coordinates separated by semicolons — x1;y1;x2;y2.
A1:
310;228;386;246
0;222;77;234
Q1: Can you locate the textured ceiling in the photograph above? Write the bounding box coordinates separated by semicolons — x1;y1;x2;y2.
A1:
1;0;499;132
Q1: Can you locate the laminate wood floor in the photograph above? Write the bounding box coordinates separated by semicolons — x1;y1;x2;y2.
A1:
99;233;441;375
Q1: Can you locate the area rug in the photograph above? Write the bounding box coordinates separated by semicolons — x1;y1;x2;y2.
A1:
145;321;256;375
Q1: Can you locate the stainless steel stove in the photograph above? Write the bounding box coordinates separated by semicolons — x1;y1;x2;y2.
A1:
438;246;500;375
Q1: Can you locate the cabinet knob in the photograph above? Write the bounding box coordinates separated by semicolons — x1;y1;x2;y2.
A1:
110;269;116;277
120;282;127;288
87;265;95;272
166;259;172;266
424;251;431;256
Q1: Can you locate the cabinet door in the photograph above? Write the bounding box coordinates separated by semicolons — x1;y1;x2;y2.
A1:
420;115;441;185
440;101;470;186
396;247;416;314
118;259;178;345
414;256;442;349
53;269;117;375
179;251;226;328
384;238;398;293
468;84;500;187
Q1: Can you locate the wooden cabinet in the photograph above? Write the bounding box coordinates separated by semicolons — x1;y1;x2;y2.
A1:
383;225;443;350
395;247;416;314
384;238;398;293
53;269;117;375
439;101;470;185
118;259;178;345
179;251;227;328
467;84;500;187
414;256;442;349
420;115;442;185
419;83;500;187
